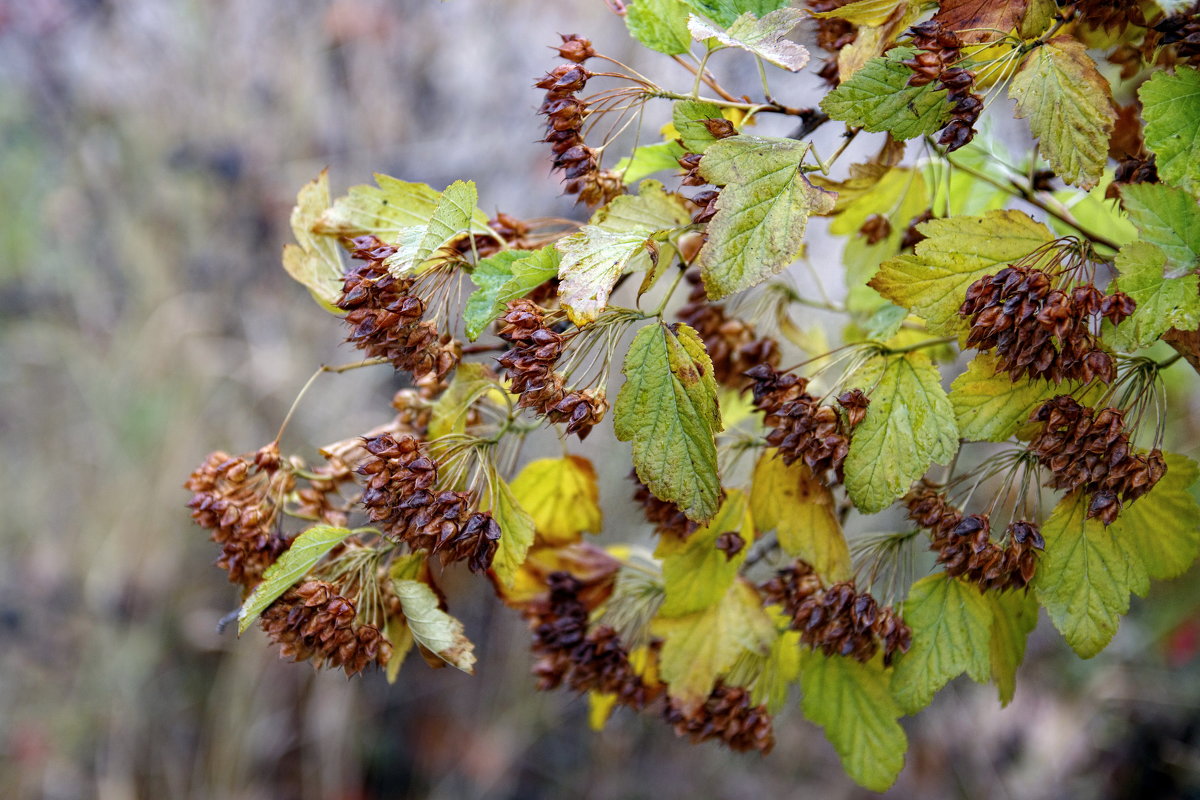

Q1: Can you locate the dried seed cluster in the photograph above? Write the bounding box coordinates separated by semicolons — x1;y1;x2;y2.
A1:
678;120;736;224
676;272;780;388
807;0;858;85
1154;9;1200;64
632;473;699;540
337;235;460;390
536;35;621;207
663;685;775;754
905;487;1044;591
357;432;501;573
185;444;292;587
497;299;607;439
904;21;982;152
746;364;853;485
528;572;660;710
260;580;392;677
760;561;911;664
1030;396;1166;524
959;265;1135;384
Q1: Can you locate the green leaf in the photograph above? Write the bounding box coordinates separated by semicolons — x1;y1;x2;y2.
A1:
820;48;951;140
1009;36;1115;190
392;578;477;673
811;0;907;26
1111;241;1200;351
799;651;907;792
655;579;776;707
988;590;1039;707
679;0;790;27
615;140;688;184
384;179;479;276
615;322;723;522
741;626;801;713
237;525;353;634
555;227;656;325
1120;183;1200;279
844;352;959;514
1140;65;1200;195
626;0;693;54
591;179;693;233
316;173;490;240
510;455;604;546
950;353;1065;442
384;617;414;684
1112;452;1200;581
656;490;751;616
869;210;1055;335
462;246;561;340
696;135;836;299
428;363;494;439
749;450;851;581
687;9;810;72
486;474;536;588
673;100;727;154
281;170;346;312
891;573;993;713
1033;490;1150;658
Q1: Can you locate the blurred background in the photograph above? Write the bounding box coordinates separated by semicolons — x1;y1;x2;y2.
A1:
3;0;1200;798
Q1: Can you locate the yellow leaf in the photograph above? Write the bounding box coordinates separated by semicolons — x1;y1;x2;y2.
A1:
655;490;752;617
510;456;604;546
749;450;851;581
588;692;619;730
384;617;415;685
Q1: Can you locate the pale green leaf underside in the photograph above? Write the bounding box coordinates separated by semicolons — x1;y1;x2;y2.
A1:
385;179;479;276
556;226;655;325
393;578;477;673
487;475;536;588
687;9;810;72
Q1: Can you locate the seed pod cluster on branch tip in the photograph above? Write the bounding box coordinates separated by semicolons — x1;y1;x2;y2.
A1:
527;572;661;710
836;389;870;427
357;432;501;572
1077;0;1149;33
959;265;1135;384
185;443;293;588
903;21;981;152
632;472;700;540
1107;155;1159;199
496;299;607;439
337;235;460;391
760;561;912;665
904;487;1044;591
664;684;775;754
1029;396;1167;524
676;272;780;389
745;364;850;486
1154;10;1200;64
259;580;392;677
294;459;356;528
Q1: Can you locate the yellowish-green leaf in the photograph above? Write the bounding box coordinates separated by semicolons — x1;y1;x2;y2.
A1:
812;0;906;26
510;455;603;546
237;525;352;634
1033;490;1150;658
742;627;801;713
615;322;723;522
556;226;655;325
820;47;951;140
1112;452;1200;581
697;135;836;299
1140;65;1200;195
988;590;1039;706
1120;183;1200;279
1018;0;1057;38
588;691;619;730
749;450;851;581
591;179;693;233
315;173;489;240
799;651;907;792
1111;241;1200;351
891;573;993;713
282;170;346;312
845;352;959;514
869;210;1055;335
687;9;810;72
656;490;751;616
950;353;1064;442
392;578;477;673
463;246;561;340
486;475;536;588
654;579;775;707
1009;35;1115;190
384;179;479;276
384;616;415;684
626;0;693;55
428;363;494;439
615;140;688;183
